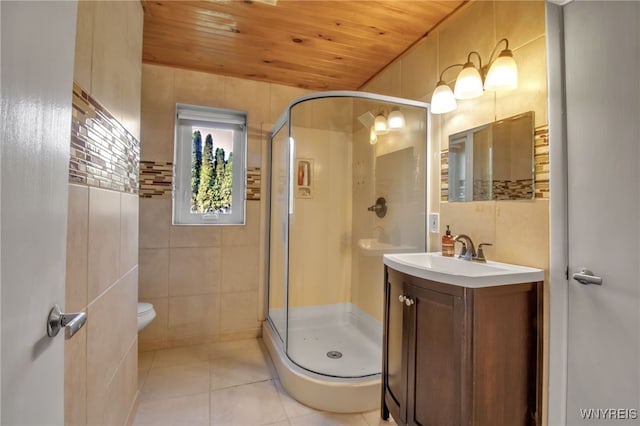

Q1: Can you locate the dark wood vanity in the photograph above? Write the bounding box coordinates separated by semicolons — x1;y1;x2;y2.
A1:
382;266;543;426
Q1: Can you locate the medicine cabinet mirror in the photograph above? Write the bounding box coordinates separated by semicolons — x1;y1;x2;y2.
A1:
447;111;534;202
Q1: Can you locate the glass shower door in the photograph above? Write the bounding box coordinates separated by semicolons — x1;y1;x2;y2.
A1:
267;124;290;343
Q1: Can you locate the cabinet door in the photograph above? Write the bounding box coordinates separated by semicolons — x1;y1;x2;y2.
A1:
384;271;408;424
407;283;464;426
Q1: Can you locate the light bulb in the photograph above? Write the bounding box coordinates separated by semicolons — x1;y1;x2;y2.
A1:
374;113;388;135
430;81;457;114
369;126;377;145
454;62;483;100
484;49;518;91
387;109;405;129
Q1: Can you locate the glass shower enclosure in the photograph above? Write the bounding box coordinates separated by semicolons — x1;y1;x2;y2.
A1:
267;92;429;379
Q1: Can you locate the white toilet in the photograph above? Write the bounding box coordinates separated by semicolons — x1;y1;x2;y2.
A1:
137;302;156;332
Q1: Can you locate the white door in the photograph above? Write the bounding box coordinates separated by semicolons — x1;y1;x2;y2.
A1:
564;1;640;424
1;1;77;424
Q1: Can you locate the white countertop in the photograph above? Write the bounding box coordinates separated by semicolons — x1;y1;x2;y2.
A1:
383;252;544;288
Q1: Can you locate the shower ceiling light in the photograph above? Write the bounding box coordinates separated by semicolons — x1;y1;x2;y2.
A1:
369;126;378;145
431;38;518;115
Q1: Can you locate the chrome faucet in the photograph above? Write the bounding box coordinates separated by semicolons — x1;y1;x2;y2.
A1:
453;234;493;262
453;234;476;260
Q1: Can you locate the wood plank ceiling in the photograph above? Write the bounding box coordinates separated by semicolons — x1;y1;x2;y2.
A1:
142;0;466;91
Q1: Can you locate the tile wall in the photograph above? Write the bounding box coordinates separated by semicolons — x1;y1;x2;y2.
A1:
361;1;549;422
65;1;143;425
138;64;311;351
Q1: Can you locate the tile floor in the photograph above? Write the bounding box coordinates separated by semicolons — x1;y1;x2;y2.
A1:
135;338;395;426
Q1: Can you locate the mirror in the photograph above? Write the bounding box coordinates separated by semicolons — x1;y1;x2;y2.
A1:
447;111;534;202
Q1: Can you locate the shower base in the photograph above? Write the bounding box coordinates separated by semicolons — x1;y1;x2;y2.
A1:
263;303;381;413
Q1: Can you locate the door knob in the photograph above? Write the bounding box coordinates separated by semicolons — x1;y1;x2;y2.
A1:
47;304;87;339
572;268;603;286
398;295;406;303
404;297;415;306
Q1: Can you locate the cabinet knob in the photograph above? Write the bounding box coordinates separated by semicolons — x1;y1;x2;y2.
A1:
404;298;415;306
398;295;406;303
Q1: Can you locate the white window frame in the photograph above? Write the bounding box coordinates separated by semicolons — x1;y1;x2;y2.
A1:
173;103;247;225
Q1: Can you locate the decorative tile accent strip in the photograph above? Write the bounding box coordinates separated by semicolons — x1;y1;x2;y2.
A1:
247;167;261;201
70;83;140;193
440;125;550;201
138;161;262;201
140;161;173;198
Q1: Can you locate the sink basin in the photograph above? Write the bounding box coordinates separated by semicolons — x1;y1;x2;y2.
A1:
383;252;544;287
358;238;417;257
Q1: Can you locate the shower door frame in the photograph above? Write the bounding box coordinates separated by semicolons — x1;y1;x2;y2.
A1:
265;91;432;377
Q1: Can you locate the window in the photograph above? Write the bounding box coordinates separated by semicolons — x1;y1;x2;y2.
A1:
173;104;247;225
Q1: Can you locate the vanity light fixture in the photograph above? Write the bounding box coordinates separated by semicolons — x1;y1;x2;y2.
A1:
374;112;388;134
369;126;378;145
387;108;406;129
431;38;518;115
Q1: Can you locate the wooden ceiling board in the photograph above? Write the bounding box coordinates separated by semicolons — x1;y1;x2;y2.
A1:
142;0;466;90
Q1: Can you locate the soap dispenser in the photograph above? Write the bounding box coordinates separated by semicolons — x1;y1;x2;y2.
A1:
441;225;455;257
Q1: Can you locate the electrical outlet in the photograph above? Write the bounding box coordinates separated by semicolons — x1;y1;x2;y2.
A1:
428;213;439;233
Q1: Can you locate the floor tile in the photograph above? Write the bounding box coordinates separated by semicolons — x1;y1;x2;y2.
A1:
138;351;155;371
266;421;291;426
288;412;368;426
141;361;210;401
210;380;287;426
274;379;318;419
210;348;273;390
209;338;263;360
133;392;210;425
152;343;215;369
362;410;396;426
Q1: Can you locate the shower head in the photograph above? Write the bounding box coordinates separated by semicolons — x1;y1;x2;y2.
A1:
357;111;375;129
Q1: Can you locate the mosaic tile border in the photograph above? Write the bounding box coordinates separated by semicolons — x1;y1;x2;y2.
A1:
440;125;549;201
139;161;262;201
70;83;140;193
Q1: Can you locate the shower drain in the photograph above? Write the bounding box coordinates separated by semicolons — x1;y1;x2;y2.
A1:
326;350;343;359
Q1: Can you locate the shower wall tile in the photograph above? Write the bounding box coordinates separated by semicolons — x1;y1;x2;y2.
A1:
139;248;169;298
141;64;175;112
169;225;222;248
140;109;174;162
168;247;221;297
221;201;261;246
65;326;87;426
174;68;225;107
88;187;121;301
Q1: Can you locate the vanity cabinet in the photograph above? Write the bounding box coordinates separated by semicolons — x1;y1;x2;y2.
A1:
382;266;542;426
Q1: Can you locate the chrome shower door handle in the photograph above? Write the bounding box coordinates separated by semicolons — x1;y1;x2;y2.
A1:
572;268;603;286
47;304;87;339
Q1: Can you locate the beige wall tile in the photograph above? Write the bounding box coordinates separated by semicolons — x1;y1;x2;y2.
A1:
363;59;402;96
66;184;88;313
223;76;270;124
221;201;261;246
87;269;138;424
401;35;439;101
440;89;496;143
121;193;139;276
121;59;142;141
438;1;495;73
269;83;311;123
140;109;175;162
139;198;171;249
496;36;548;125
168;294;220;340
169;247;221;296
98;339;138;426
88;187;121;301
174;68;225;107
494;199;549;269
219;291;260;332
139;297;169;350
221;246;259;293
65;325;87;426
495;0;546;50
73;0;94;91
247;123;263;168
139;248;169;299
169;225;222;248
141;64;175;112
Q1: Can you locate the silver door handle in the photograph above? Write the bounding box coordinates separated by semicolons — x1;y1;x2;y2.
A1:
47;304;87;339
572;268;603;286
